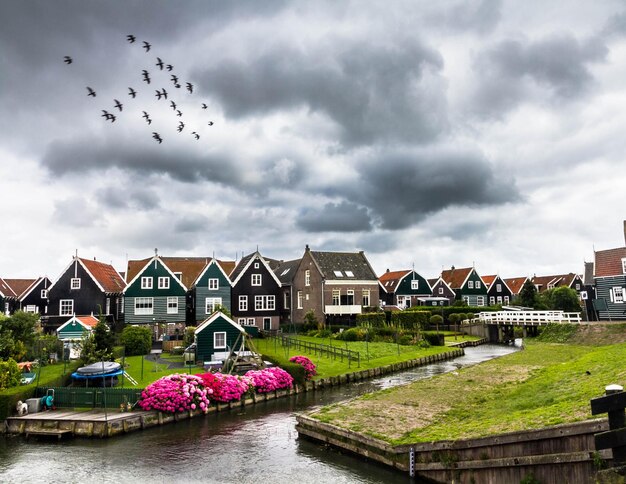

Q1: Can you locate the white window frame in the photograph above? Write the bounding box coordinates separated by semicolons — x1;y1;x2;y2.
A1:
411;280;419;290
214;332;226;349
135;297;154;315
254;262;260;269
438;287;444;295
263;317;271;331
239;295;248;311
476;281;481;289
167;297;178;314
305;270;310;287
238;318;246;325
362;289;370;307
489;296;495;305
467;281;474;289
345;270;354;277
297;291;303;309
251;274;262;286
71;278;81;290
41;289;48;298
504;296;510;304
106;298;111;315
25;305;38;313
462;296;470;305
60;299;74;316
255;295;275;311
477;296;485;307
208;278;219;290
141;277;153;289
284;291;290;309
346;290;355;305
496;284;502;292
205;297;223;314
174;272;182;280
247;318;255;326
497;296;503;304
158;277;170;289
622;258;626;274
613;287;624;304
332;290;340;305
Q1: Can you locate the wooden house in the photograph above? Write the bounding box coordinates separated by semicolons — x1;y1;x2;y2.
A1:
379;269;432;308
230;251;282;331
56;314;100;359
503;277;530;300
44;257;125;333
289;246;380;325
273;258;301;326
2;277;52;315
531;273;584;294
193;259;236;324
440;266;488;306
428;277;456;305
194;311;246;362
482;275;512;306
593;245;626;320
0;278;17;315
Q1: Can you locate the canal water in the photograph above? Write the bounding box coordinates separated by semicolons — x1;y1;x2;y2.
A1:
0;344;518;484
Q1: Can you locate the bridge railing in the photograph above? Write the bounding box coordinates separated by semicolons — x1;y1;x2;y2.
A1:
467;311;582;326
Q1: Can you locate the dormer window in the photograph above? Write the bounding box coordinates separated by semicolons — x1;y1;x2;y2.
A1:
251;274;262;286
411;280;419;290
174;272;182;281
345;271;354;277
334;271;343;277
71;278;81;290
141;277;153;289
208;278;219;290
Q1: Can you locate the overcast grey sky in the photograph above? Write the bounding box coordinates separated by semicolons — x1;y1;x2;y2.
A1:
1;0;625;281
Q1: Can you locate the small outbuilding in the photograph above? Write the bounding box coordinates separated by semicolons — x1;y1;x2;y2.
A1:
194;311;247;362
56;315;99;358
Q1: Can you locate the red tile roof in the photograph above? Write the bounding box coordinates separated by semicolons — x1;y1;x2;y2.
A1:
441;267;473;289
481;275;497;288
76;315;99;328
3;279;37;299
531;273;581;292
504;277;528;295
379;270;411;293
0;278;17;298
80;258;125;293
126;256;235;288
217;260;236;277
594;247;626;278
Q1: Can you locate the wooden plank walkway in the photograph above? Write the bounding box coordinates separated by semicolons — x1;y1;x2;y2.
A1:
10;409;139;422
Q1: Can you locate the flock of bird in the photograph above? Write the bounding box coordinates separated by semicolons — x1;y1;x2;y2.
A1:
64;35;213;144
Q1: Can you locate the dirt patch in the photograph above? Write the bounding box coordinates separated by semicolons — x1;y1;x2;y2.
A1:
567;322;626;345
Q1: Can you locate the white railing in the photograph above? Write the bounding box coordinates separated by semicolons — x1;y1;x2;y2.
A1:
470;311;582;326
325;304;362;315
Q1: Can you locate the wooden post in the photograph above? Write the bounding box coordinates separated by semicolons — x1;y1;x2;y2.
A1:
591;384;626;466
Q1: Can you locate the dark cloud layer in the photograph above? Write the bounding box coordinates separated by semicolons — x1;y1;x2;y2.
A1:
297;201;372;233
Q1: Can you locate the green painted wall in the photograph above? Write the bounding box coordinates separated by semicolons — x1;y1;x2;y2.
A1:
195;316;243;362
57;322;91;340
125;260;186;298
195;262;232;321
396;271;432;296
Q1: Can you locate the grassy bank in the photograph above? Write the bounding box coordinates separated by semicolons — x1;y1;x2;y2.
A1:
311;327;626;445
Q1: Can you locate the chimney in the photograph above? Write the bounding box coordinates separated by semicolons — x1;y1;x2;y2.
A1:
305;244;310;251
386;268;390;273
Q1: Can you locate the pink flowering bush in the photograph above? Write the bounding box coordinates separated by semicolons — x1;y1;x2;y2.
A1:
196;372;253;403
245;367;293;393
289;355;317;380
138;374;212;413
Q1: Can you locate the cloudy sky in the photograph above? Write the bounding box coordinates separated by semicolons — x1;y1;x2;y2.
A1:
1;0;625;281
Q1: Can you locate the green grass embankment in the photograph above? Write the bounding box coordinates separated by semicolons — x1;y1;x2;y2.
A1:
311;324;626;445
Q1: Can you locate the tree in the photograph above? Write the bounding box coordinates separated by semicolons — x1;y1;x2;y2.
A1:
518;280;538;308
0;311;38;361
93;317;115;358
303;310;321;331
120;325;152;356
541;287;581;312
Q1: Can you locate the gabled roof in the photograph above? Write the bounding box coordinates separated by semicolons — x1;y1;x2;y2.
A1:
126;256;214;289
594;247;626;278
441;267;473;289
125;256;189;292
195;310;245;334
504;277;529;295
0;278;17;298
3;279;37;299
308;249;378;281
193;258;234;287
230;251;282;287
274;259;301;285
56;314;99;333
218;260;237;277
79;258;125;293
481;275;497;288
379;270;411;293
531;273;581;292
428;277;456;296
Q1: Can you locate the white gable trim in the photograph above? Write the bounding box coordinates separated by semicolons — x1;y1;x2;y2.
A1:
193;259;232;287
231;252;282;287
46;258;80;294
195;311;245;335
124;256;188;293
56;315;95;334
433;277;456;296
19;277;47;302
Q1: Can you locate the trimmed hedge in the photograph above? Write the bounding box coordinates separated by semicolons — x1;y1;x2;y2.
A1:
356;312;386;327
422;332;445;346
261;356;307;386
389;311;430;330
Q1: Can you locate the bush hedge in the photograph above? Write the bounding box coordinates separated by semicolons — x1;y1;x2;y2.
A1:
261;356;307;386
356;312;386;328
422;332;445;346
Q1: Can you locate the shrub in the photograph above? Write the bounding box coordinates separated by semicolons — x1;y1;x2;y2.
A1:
391;311;430;330
429;315;444;326
289;355;317;380
423;332;445;346
398;334;413;345
138;374;212;413
120;325;152;356
245;367;293;393
317;329;333;338
196;372;253;403
356;312;386;328
0;358;21;390
336;327;365;341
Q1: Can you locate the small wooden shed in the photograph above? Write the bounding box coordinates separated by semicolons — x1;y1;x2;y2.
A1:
56;315;99;341
194;311;246;362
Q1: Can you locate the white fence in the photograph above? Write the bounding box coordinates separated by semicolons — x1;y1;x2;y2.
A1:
471;310;582;326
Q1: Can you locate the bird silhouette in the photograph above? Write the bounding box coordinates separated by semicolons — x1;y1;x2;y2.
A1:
86;87;96;97
201;103;208;109
174;83;181;89
142;111;152;125
156;57;164;70
170;74;179;83
186;82;193;94
114;99;123;111
176;110;183;117
170;100;177;110
142;70;151;84
166;64;173;71
152;132;162;143
143;41;151;52
155;88;168;100
208;121;214;126
192;132;199;140
101;110;115;122
127;34;136;43
177;121;185;133
128;87;137;98
63;56;72;64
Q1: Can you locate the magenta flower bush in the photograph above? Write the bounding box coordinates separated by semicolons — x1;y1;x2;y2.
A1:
245;367;293;393
138;374;212;413
289;355;317;380
196;372;253;403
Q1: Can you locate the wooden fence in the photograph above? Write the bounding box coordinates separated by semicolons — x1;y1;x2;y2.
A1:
473;310;582;326
35;387;144;409
276;335;360;368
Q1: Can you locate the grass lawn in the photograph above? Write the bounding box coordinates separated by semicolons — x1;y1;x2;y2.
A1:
254;336;454;379
311;338;626;444
116;354;204;388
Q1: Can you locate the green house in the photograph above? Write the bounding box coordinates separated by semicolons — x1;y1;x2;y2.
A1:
194;311;246;362
56;315;100;340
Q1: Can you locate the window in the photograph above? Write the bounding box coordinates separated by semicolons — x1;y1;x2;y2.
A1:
504;296;510;304
41;289;47;298
496;284;502;292
205;297;222;314
238;318;246;325
476;281;481;289
477;296;485;306
333;271;343;277
254;262;260;269
362;289;370;307
263;317;271;331
613;287;625;304
255;295;275;311
284;291;290;309
247;318;255;326
251;274;262;286
438;287;444;295
239;295;248;311
25;305;38;313
305;270;310;287
167;297;178;314
332;290;340;305
432;301;437;306
468;281;474;289
60;299;74;316
345;271;354;277
489;296;495;305
280;268;290;277
158;277;170;289
462;296;469;305
497;296;503;304
71;278;81;290
141;277;153;289
135;297;154;315
214;332;226;349
411;280;419;290
297;291;303;309
341;290;354;305
106;298;111;315
575;283;581;290
174;272;182;280
208;278;219;290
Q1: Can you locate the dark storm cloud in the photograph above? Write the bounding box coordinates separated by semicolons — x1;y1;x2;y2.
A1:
174;215;211;233
194;37;447;146
96;185;160;210
343;150;520;230
297;201;372;233
433;0;502;35
471;33;608;117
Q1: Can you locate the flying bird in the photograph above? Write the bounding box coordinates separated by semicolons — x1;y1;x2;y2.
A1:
208;121;213;126
142;70;151;84
101;110;115;122
192;132;199;140
201;103;208;109
155;88;168;100
170;100;177;110
128;87;137;98
152;132;162;143
114;99;123;111
63;56;72;64
176;110;182;117
186;82;193;94
86;86;96;97
174;83;181;89
166;64;173;71
127;34;136;43
143;41;151;52
142;111;152;124
177;121;185;133
156;57;164;70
